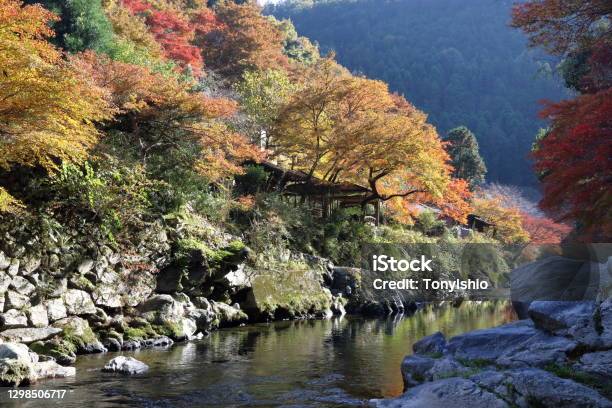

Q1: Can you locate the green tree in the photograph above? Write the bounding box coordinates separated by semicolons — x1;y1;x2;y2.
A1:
235;69;296;147
26;0;115;53
444;126;487;188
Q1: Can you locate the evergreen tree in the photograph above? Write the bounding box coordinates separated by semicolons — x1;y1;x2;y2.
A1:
25;0;116;53
444;126;487;188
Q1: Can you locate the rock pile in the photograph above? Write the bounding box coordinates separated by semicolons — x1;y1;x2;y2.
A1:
373;299;612;407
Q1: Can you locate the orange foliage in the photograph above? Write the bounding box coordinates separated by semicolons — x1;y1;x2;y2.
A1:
431;179;472;224
0;0;112;171
122;0;204;74
72;51;262;180
472;196;530;244
522;213;571;244
199;1;288;78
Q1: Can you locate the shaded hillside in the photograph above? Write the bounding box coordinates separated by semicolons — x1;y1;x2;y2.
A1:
268;0;569;186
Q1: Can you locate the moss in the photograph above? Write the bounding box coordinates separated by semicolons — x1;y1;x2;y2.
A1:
60;325;99;350
225;240;245;253
176;238;246;270
544;363;612;398
0;359;31;387
71;275;95;292
456;358;493;369
123;321;158;340
151;322;183;339
30;339;76;357
425;352;444;359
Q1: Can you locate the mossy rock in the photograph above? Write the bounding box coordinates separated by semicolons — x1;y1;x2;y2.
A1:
151;321;186;341
123;321;158;341
176;238;246;271
0;359;31;386
68;275;96;292
246;262;332;320
30;339;77;366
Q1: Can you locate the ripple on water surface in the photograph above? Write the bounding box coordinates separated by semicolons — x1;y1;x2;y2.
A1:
0;301;516;408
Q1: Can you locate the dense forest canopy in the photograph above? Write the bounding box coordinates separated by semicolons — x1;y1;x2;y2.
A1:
0;0;580;255
268;0;569;186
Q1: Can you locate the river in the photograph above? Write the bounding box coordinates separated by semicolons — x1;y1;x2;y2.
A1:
1;301;516;407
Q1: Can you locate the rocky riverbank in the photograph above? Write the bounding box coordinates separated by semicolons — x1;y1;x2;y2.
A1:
372;299;612;407
0;211;411;386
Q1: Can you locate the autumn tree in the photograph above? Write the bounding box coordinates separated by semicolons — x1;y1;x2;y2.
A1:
122;0;204;74
522;214;571;244
472;196;530;245
0;0;112;173
72;52;261;181
200;1;288;79
444;126;487;188
235;69;296;147
272;58;467;221
512;0;611;240
533;90;611;239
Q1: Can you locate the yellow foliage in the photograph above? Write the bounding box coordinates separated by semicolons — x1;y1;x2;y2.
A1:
472;196;530;244
0;187;23;213
274;57;461;221
0;0;113;172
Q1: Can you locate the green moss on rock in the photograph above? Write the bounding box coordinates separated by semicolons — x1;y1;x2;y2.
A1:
0;359;31;387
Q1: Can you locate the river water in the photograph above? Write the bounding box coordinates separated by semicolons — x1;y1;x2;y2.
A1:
1;301;516;408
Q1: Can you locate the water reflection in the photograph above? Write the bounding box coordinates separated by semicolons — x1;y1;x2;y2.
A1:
0;301;516;408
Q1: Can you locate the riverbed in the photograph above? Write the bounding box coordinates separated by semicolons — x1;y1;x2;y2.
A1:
0;301;516;407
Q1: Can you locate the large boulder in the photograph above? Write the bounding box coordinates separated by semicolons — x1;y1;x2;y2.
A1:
212;301;248;327
1;309;28;329
0;327;62;343
511;257;590;310
400;355;435;388
495;331;577;368
53;316;106;354
428;357;472;381
30;360;75;380
471;368;611;408
30;339;77;366
0;343;34;362
413;332;446;355
27;304;49;328
63;289;96;315
372;377;508;408
0;359;31;387
188;308;215;333
102;356;148;375
139;294;184;325
0;357;75;386
45;298;68;322
445;320;538;361
528;301;595;333
574;350;612;382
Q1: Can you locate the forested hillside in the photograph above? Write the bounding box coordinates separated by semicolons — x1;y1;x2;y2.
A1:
268;0;569;186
